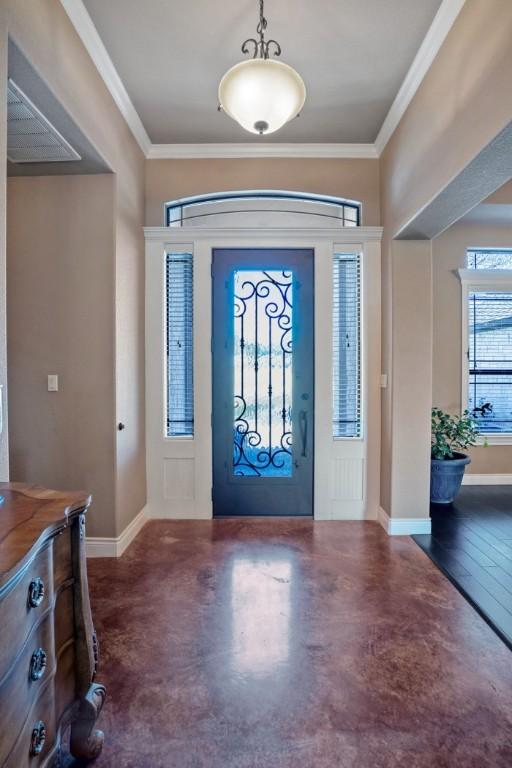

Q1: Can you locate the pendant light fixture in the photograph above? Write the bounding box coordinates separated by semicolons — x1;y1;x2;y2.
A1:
218;0;306;136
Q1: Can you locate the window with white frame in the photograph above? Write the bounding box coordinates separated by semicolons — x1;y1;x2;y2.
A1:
333;252;361;437
467;248;512;270
166;252;194;436
462;249;512;435
166;191;361;228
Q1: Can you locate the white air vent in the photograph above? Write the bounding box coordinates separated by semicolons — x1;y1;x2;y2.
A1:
7;79;81;163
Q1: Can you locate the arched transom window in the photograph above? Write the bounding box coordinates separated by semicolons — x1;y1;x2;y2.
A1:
165;191;361;228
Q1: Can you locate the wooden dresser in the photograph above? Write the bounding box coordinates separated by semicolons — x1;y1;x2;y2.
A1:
0;483;105;767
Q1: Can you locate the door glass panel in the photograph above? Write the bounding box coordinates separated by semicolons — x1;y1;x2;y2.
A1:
233;270;293;477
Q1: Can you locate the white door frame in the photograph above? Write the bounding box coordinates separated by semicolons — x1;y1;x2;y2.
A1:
145;226;382;520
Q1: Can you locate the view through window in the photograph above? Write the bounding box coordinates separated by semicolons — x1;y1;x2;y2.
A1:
466;249;512;434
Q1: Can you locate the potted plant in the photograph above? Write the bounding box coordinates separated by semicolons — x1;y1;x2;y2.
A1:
430;408;479;504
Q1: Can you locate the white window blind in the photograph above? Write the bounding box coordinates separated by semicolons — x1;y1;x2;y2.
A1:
333;253;361;437
468;290;512;433
166;253;194;436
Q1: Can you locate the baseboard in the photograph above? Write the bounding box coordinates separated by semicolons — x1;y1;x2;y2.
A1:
378;507;431;536
86;502;432;553
462;474;512;486
86;505;148;558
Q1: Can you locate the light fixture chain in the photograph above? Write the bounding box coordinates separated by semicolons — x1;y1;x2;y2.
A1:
257;0;268;51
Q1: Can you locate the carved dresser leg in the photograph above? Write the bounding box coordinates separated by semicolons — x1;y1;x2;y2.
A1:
70;683;106;762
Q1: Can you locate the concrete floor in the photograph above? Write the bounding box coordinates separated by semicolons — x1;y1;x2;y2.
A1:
80;519;512;767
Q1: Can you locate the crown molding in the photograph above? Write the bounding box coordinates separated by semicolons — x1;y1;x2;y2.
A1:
59;0;151;156
147;143;378;160
375;0;467;155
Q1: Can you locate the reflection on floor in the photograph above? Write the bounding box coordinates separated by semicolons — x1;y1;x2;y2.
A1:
73;519;512;767
414;485;512;649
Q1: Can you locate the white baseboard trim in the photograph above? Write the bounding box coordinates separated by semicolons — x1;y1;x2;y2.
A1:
378;507;431;536
86;505;148;558
462;474;512;486
86;502;434;553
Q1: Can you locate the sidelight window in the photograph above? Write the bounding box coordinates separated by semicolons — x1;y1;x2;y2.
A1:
333;252;361;438
166;252;194;436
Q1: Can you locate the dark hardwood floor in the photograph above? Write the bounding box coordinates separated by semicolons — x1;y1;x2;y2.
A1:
414;485;512;650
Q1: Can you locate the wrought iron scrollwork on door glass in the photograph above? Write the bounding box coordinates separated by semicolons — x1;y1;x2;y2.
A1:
233;270;293;477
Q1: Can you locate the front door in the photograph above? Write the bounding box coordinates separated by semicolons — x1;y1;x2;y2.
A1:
212;248;314;516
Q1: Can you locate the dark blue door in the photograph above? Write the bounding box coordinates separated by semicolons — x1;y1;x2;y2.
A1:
212;248;314;517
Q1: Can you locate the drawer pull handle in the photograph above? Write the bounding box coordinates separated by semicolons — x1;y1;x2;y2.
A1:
28;578;45;608
29;648;48;681
30;720;46;756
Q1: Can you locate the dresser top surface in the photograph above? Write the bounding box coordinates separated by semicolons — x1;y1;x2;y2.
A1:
0;483;91;590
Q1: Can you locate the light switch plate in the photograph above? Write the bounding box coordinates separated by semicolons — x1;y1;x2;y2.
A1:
48;374;59;392
380;374;388;389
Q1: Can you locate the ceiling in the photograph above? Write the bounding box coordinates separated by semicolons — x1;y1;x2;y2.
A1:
82;0;442;144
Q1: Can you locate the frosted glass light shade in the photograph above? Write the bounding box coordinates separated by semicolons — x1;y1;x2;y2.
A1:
218;58;306;135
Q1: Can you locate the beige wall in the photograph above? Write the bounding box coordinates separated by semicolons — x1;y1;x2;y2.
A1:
0;5;8;480
145;158;380;226
485;180;512;205
379;233;393;516
389;241;433;519
7;175;116;535
114;161;146;534
432;217;512;474
3;0;146;536
380;0;512;238
380;0;512;516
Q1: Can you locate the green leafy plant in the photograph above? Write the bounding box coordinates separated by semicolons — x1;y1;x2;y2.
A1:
431;408;479;460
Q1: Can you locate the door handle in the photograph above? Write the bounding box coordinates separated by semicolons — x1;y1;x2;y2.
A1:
299;410;308;458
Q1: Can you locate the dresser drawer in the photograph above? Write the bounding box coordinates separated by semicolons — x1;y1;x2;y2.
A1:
2;676;57;768
0;611;56;759
0;543;53;682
